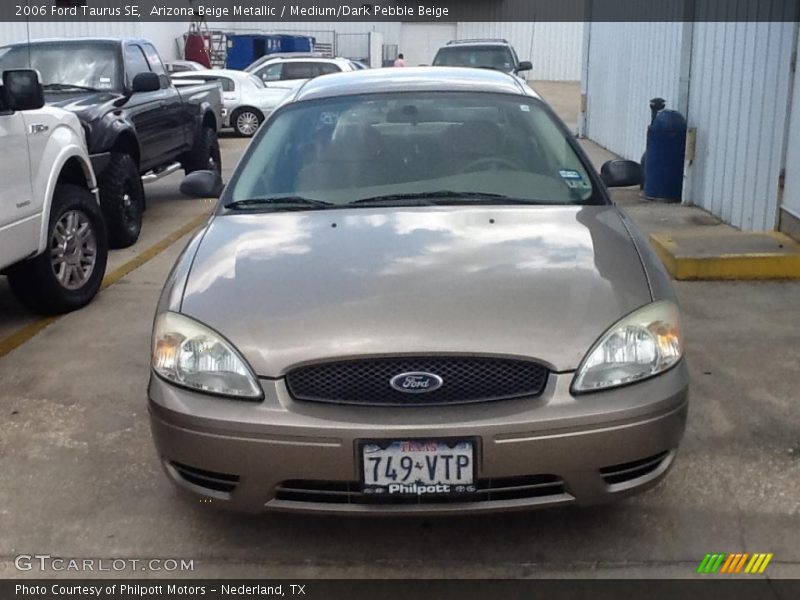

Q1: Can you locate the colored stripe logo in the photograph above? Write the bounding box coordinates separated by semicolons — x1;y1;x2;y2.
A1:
697;553;773;574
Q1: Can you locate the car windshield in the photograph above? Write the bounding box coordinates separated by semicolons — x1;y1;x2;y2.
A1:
227;92;598;208
433;47;516;72
0;43;121;91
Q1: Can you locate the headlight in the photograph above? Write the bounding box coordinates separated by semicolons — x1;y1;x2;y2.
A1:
152;312;262;400
572;300;683;393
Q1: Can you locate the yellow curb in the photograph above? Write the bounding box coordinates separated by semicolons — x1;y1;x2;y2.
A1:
0;209;213;359
650;232;800;280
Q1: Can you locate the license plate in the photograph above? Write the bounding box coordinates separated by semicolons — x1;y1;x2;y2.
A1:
361;440;475;495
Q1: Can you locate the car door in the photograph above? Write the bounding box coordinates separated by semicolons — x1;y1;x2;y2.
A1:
0;95;36;266
142;43;187;158
123;43;168;172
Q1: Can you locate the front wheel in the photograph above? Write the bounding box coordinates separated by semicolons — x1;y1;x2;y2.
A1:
232;108;262;137
7;184;108;314
98;152;144;249
182;126;222;175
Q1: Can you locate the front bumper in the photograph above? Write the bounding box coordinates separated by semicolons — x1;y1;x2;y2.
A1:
148;362;688;514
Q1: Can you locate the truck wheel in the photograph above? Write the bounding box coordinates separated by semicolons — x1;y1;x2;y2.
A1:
7;184;108;315
182;126;222;175
99;152;144;249
232;108;262;137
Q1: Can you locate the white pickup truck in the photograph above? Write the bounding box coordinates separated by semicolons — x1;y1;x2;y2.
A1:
0;69;108;314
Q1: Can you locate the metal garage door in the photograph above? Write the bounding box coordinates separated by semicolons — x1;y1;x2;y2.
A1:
782;28;800;221
399;23;457;67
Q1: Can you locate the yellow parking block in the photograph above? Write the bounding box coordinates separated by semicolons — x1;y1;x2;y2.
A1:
650;230;800;280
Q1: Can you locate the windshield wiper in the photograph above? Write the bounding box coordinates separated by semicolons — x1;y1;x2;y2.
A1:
351;191;553;206
224;196;335;211
43;83;103;92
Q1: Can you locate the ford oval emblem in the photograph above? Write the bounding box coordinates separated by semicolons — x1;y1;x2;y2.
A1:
390;372;444;394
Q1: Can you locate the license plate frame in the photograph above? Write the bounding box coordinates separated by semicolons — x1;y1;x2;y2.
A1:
359;438;477;496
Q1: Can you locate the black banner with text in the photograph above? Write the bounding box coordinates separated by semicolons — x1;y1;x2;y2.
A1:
2;0;799;22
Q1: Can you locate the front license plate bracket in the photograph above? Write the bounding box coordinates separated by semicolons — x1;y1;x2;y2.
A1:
360;439;477;496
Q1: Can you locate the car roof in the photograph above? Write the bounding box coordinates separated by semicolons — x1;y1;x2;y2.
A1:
291;67;537;103
174;69;252;79
261;56;351;64
442;40;513;48
3;37;150;48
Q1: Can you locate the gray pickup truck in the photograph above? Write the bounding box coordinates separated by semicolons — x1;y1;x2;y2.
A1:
0;38;224;248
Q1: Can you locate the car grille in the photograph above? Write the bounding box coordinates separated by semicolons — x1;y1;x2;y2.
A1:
169;461;240;494
274;474;568;505
599;451;671;486
285;356;549;406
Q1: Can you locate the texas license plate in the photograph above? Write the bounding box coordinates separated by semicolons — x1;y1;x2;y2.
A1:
361;440;475;495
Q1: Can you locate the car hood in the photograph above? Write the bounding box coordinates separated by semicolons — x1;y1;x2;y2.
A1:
45;91;121;123
180;206;652;376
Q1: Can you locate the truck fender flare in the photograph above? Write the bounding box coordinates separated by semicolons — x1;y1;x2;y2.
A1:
33;126;99;252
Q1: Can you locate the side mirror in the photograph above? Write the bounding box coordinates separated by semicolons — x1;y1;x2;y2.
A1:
180;170;223;198
600;159;644;188
2;69;45;111
132;72;160;93
516;61;533;73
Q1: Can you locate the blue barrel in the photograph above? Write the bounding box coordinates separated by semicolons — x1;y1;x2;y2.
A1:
644;109;687;202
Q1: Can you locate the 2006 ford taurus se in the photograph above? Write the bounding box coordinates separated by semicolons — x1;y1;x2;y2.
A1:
149;67;688;514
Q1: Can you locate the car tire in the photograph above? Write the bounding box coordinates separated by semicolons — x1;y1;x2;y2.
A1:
182;126;222;175
98;152;144;249
232;108;263;137
7;184;108;315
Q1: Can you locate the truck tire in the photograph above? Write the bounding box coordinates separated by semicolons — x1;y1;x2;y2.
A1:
7;184;108;315
231;107;263;137
182;126;222;175
99;152;144;249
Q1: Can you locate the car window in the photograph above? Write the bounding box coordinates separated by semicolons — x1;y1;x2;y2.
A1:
228;92;598;206
0;42;122;91
125;45;151;87
281;62;320;80
433;47;516;72
209;77;234;92
259;63;283;82
317;63;342;75
142;43;169;88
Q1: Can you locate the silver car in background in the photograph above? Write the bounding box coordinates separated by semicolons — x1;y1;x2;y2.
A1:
172;69;292;137
150;67;688;514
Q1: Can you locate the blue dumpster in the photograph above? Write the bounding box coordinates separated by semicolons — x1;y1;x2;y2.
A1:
644;109;687;203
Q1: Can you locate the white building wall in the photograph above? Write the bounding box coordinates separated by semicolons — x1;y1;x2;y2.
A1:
583;21;684;161
685;21;797;231
583;18;798;231
782;27;800;221
0;22;186;60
